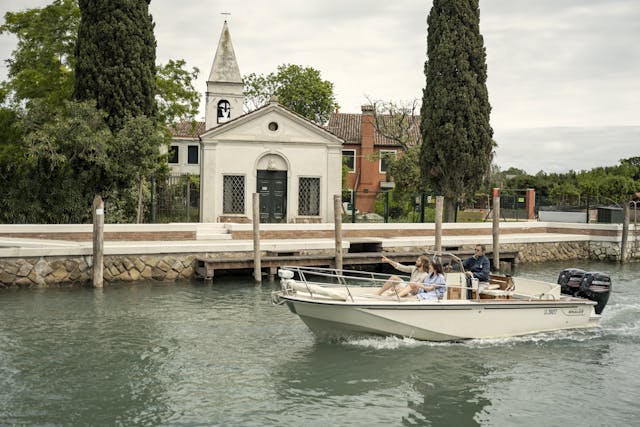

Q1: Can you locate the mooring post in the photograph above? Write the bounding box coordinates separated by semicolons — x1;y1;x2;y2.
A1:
435;196;443;253
621;202;630;263
252;193;261;283
92;195;104;288
492;188;501;271
334;194;343;271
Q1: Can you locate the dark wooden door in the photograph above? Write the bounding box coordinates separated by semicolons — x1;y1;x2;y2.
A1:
257;170;287;223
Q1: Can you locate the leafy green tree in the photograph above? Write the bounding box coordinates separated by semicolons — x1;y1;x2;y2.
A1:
0;1;201;224
156;59;200;125
0;100;113;223
598;175;637;204
618;156;640;180
112;115;168;222
0;107;27;222
2;1;199;128
420;0;494;221
74;0;157;132
387;145;423;196
549;182;581;207
0;0;79;107
243;64;338;124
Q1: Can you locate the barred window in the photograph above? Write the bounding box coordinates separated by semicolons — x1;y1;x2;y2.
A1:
299;177;320;216
223;175;245;214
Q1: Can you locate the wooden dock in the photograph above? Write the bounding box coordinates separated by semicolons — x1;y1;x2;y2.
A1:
195;250;519;281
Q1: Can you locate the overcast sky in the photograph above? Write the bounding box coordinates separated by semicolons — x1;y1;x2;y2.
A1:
1;0;639;173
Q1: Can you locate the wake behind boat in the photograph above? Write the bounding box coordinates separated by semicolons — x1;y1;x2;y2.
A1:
271;259;611;342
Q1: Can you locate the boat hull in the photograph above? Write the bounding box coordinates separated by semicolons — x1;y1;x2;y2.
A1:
282;297;600;341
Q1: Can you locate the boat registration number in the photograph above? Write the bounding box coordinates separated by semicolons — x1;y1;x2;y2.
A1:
544;308;557;315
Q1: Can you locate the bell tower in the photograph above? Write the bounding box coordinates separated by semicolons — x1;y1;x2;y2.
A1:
205;21;244;130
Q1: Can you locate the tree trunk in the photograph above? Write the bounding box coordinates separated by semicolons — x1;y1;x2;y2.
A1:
136;176;144;224
443;197;456;222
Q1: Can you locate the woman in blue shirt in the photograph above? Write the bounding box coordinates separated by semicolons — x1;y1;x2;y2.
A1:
412;260;446;301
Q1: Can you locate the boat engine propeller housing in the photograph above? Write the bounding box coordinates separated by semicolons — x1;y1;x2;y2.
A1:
557;268;611;314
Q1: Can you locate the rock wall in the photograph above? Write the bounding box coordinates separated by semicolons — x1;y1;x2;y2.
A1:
1;241;639;288
501;242;590;263
0;255;196;288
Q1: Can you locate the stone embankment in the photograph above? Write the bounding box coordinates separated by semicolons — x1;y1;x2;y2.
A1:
0;255;196;287
0;222;638;287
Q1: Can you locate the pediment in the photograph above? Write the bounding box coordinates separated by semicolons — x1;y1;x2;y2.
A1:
200;103;343;146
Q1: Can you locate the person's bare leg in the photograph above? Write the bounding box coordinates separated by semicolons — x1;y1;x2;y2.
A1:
376;275;402;295
397;284;414;297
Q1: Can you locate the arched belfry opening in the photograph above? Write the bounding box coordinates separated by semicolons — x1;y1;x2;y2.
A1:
217;100;231;123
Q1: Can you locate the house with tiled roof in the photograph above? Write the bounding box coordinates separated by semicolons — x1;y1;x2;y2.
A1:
326;106;421;213
167;121;205;174
168;22;343;223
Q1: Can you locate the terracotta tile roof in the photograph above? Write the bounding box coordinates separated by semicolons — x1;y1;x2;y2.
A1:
374;114;421;147
325;113;421;148
169;121;205;138
325;113;361;144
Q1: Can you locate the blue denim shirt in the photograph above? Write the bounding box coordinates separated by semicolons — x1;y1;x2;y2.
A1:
417;273;446;300
462;255;490;282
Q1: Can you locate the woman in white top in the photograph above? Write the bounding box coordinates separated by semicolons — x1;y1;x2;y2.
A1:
375;255;430;296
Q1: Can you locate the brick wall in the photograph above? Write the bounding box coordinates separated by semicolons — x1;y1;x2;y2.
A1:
0;231;196;241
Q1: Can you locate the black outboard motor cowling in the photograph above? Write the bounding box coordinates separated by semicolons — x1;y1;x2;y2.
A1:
557;268;586;295
575;272;611;315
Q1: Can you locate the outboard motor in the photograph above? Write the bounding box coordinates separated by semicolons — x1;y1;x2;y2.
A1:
575;272;612;315
557;268;585;295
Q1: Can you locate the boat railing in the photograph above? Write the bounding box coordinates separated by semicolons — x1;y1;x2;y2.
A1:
279;265;413;302
278;264;481;302
533;283;561;301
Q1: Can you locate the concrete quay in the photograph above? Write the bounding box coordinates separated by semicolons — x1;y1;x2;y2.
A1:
0;221;638;287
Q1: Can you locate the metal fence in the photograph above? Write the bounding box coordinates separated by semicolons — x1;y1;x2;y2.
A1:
151;174;200;223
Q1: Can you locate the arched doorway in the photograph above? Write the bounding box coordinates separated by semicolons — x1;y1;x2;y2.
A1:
256;154;288;223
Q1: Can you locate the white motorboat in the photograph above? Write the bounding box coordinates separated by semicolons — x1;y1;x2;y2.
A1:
271;260;611;342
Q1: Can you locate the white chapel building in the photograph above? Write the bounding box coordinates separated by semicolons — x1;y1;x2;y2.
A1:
170;22;344;223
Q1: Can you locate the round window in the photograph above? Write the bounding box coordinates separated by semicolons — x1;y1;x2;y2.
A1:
268;121;279;131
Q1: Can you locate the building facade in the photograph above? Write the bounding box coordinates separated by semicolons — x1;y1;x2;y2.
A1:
326;106;420;213
169;22;343;223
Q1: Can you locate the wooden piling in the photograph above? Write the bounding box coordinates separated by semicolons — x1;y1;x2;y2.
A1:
334;195;343;271
492;188;501;271
252;193;261;283
92;195;104;288
435;196;443;253
621;202;630;263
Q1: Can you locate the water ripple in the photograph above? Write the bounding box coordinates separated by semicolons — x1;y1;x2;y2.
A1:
1;269;639;426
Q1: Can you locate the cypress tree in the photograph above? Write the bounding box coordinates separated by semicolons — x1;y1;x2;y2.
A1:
420;0;494;221
74;0;157;132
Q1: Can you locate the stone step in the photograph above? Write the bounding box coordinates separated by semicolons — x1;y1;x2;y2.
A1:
196;224;231;240
196;232;232;241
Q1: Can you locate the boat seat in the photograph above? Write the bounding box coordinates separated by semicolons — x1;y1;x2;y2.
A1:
479;289;514;298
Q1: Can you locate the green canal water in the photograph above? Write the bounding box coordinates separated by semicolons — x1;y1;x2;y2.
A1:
1;261;639;426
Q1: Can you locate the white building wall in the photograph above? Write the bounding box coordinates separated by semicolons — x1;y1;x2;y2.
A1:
199;105;343;223
162;139;201;175
207;141;335;222
200;144;218;222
